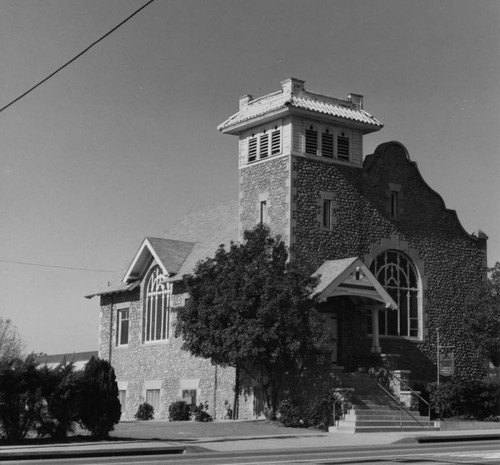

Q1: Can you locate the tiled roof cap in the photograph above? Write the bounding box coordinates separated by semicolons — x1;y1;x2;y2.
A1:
218;78;383;134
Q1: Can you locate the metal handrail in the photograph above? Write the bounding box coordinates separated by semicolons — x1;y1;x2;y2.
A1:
332;388;354;426
390;371;431;427
374;379;429;429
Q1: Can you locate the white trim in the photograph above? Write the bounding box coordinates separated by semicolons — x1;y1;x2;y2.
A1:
123;238;169;283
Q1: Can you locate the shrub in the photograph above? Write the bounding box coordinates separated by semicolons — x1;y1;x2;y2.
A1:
135;403;154;421
277;398;303;427
77;357;121;439
0;355;43;441
35;362;80;440
168;401;191;421
427;381;500;420
278;390;342;431
190;403;213;422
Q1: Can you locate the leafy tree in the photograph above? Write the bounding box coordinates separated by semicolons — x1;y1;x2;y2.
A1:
36;361;80;440
0;355;43;441
176;225;331;419
463;262;500;367
77;356;121;439
0;318;24;362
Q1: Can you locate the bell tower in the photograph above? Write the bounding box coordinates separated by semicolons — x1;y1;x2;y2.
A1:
218;78;383;260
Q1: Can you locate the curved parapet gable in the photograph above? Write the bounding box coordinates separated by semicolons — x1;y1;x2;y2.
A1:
364;141;487;244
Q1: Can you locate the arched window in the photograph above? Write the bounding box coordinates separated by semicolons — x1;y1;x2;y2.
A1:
144;266;171;342
370;250;420;338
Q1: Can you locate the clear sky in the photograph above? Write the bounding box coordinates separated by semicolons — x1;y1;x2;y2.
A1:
1;0;499;355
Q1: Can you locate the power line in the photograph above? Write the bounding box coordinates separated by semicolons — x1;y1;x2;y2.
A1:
0;259;115;273
0;0;156;115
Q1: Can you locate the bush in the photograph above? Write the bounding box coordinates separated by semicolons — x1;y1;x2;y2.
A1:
190;403;213;422
135;403;154;421
77;357;121;439
35;362;79;440
168;401;191;421
427;381;500;420
0;355;43;441
278;390;342;431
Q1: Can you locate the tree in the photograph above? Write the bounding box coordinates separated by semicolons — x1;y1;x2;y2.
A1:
0;355;43;441
0;318;24;362
175;225;331;419
463;262;500;367
77;356;121;439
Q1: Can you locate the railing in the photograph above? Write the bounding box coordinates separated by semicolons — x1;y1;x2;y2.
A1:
374;373;431;429
390;371;431;428
332;388;354;427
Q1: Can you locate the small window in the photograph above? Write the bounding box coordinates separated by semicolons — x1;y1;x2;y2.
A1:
182;389;197;406
390;191;399;219
259;133;269;159
337;132;350;161
146;389;160;414
248;137;257;162
321;130;334;158
116;309;129;346
260;200;269;225
271;128;281;155
305;126;318;155
322;199;332;229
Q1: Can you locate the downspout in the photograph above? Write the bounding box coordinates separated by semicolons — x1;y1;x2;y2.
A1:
109;300;114;365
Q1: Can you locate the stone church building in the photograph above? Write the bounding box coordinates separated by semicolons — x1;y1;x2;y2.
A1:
86;78;487;421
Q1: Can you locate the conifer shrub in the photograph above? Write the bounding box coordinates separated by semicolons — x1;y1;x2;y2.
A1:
77;356;121;439
135;402;154;420
168;400;191;421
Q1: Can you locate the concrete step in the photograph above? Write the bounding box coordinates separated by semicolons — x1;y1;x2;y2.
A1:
330;424;439;433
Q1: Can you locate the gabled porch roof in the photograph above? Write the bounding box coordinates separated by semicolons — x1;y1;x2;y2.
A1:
313;257;397;309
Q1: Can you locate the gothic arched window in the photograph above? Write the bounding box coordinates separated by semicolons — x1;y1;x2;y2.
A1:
370;250;420;338
144;266;171;342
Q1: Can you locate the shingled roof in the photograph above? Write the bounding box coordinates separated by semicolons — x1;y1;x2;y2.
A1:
85;200;238;298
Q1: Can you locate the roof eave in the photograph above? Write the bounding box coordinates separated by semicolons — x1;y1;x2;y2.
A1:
219;107;291;135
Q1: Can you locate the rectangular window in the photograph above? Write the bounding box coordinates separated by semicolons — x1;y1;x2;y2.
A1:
146;389;160;414
260;200;269;225
182;389;197;406
390;191;399;219
322;199;332;229
337;135;350;160
271;129;281;155
321;131;334;158
248;137;257;162
259;133;269;159
116;309;129;346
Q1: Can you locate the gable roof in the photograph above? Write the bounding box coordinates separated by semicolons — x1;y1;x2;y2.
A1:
123;237;195;283
313;257;397;309
85;200;239;298
218;79;383;135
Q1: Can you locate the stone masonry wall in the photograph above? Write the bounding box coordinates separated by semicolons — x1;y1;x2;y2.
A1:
291;142;487;383
240;155;290;243
99;291;235;420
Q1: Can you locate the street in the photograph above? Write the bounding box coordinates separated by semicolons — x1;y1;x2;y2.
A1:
6;440;500;464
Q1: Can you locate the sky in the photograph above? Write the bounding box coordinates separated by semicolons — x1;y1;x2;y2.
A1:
0;0;499;355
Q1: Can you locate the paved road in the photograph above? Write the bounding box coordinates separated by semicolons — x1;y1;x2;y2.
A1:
7;440;500;464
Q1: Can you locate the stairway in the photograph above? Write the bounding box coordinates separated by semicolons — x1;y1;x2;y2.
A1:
330;372;439;433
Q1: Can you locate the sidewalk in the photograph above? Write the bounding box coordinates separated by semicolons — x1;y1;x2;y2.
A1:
0;420;498;460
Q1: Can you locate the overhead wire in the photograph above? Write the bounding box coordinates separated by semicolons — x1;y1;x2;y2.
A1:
0;259;115;273
0;0;156;115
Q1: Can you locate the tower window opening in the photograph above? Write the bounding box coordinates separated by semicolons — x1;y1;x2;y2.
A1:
337;132;350;160
260;200;269;225
322;129;334;158
390;191;399;219
259;133;269;159
248;137;257;162
271;129;281;155
305;126;318;155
